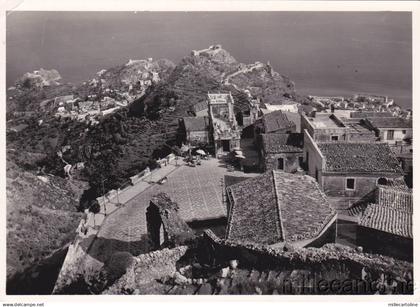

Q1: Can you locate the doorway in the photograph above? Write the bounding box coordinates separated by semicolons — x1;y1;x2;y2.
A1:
222;140;230;152
278;158;284;170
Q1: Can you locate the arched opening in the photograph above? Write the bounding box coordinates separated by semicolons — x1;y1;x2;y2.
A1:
377;177;388;185
146;205;162;249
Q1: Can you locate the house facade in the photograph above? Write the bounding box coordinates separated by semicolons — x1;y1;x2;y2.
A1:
362;117;413;145
301;112;376;143
208;93;241;156
304;130;405;211
180;117;210;146
259;133;303;172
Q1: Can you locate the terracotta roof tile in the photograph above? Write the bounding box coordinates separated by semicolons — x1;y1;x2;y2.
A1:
261;133;303;153
318;142;403;174
377;185;412;213
262;110;295;133
226;172;283;245
226;171;336;245
365;117;412;129
350;111;393;119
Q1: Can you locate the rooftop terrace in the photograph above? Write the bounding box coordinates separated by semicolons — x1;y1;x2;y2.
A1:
306;113;345;129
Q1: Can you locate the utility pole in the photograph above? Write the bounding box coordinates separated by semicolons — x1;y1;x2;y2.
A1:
116;188;120;205
101;176;107;216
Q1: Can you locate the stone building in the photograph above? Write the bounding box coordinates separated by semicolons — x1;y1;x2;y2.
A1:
301;112;376;142
146;193;195;249
357;204;412;261
362;117;413;145
255;110;296;136
179;117;210;147
354;183;413;261
207;93;241;156
259;133;303;172
225;171;337;248
304;130;405;211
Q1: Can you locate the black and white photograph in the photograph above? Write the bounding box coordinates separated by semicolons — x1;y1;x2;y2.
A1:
2;1;418;304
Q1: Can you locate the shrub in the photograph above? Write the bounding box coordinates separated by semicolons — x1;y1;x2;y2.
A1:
103;251;135;284
89;200;100;214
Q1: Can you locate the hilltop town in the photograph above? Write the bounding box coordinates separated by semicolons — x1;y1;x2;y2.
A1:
6;45;413;295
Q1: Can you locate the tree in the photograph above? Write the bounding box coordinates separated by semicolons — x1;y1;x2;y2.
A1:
89;200;100;227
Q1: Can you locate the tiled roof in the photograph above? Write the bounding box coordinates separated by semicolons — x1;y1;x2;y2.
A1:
182;116;209;132
261;133;303;153
226;171;336;245
224;175;251;189
317;142;404;174
377;185;412;213
347;179;411;217
359;204;412;238
262;110;296;133
365;117;412;129
226;172;283;245
350;111;393;119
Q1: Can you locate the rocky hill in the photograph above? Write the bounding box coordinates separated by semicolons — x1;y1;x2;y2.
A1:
7;45;299;206
7;58;175;121
130;44;296;118
8;45;299;199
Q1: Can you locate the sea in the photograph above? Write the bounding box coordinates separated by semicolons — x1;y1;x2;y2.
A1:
6;11;412;109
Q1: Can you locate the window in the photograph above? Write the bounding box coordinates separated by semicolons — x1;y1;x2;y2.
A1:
331;135;339;141
315;168;319;182
402;130;407;134
387;130;394;140
278;158;284;170
346;178;355;190
377;177;387;185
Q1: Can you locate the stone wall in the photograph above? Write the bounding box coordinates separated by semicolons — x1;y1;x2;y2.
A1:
357;227;412;262
264;152;303;172
104;246;189;294
187;131;209;145
201;230;413;286
303;130;324;182
322;174;403;206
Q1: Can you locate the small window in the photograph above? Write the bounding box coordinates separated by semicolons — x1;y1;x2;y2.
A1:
278;158;284;170
387;130;394;140
331;135;339;141
402;130;407;134
346;178;355;190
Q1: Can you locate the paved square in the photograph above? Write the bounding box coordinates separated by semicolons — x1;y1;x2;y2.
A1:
97;158;257;247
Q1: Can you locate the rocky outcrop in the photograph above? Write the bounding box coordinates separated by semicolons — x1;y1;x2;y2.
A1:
129;45;296;118
16;68;62;89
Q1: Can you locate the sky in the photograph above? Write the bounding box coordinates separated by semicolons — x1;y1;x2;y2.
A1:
6;11;412;107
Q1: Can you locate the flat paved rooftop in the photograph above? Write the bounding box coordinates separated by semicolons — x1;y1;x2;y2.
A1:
96;158;257;252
